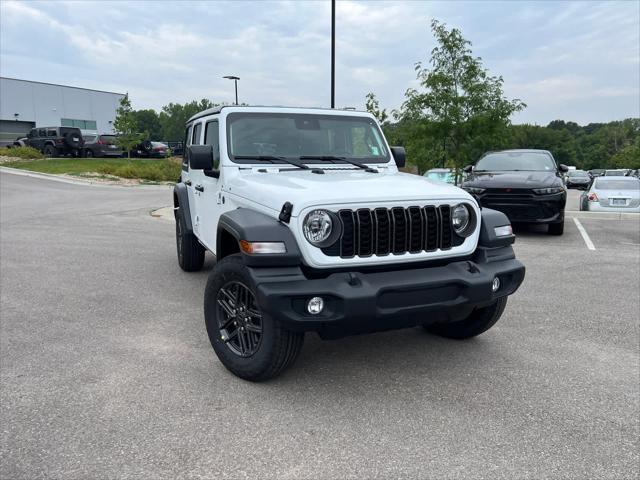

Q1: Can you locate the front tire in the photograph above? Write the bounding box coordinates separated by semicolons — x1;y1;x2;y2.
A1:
424;297;507;339
204;255;304;381
548;221;564;235
175;207;204;272
44;145;56;157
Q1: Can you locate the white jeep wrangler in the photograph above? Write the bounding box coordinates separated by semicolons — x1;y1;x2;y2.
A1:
174;106;525;381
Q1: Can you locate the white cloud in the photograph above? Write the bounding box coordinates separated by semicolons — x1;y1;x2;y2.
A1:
1;0;638;124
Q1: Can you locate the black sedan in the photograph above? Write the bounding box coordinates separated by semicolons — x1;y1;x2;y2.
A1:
462;149;568;235
565;170;592;190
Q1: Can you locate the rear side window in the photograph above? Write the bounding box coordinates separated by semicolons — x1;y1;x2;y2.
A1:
183;125;192;170
192;123;202;145
38;129;46;137
205;120;220;169
47;130;57;137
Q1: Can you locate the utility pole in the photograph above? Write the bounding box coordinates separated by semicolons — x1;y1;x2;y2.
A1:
331;0;335;108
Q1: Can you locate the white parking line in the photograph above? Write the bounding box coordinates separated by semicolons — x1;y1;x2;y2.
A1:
573;217;596;250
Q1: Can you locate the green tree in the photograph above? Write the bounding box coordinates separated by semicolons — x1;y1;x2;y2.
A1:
113;94;144;159
365;92;388;124
132;109;162;140
159;99;220;141
610;137;640;169
397;20;525;179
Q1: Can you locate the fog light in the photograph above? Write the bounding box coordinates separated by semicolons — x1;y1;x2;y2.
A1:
492;277;501;292
307;297;324;315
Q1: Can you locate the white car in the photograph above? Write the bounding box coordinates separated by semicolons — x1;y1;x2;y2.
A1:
173;106;525;380
580;176;640;212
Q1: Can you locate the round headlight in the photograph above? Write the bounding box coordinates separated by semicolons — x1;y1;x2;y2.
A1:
303;210;333;246
452;204;471;235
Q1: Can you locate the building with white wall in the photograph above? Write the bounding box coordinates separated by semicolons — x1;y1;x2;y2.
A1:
0;77;125;145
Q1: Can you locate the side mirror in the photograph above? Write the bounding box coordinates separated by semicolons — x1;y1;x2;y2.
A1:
559;164;569;173
390;146;406;168
463;165;473;173
189;145;213;170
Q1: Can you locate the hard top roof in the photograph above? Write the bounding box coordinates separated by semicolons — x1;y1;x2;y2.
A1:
186;105;370;124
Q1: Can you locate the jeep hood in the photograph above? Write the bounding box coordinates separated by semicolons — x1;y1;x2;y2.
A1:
225;169;474;215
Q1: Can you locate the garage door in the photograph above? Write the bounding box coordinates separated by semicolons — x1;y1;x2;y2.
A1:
0;120;35;146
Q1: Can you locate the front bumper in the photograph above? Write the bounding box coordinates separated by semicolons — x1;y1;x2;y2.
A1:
250;248;525;339
477;191;566;224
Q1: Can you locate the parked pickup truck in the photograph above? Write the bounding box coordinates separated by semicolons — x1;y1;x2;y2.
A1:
173;106;526;381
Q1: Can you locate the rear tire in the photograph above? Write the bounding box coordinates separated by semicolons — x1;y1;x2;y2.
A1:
85;149;94;158
424;297;507;339
548;221;564;235
44;145;56;157
175;207;205;272
204;254;304;381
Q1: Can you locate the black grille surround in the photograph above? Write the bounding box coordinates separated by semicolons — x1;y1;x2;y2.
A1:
321;205;462;258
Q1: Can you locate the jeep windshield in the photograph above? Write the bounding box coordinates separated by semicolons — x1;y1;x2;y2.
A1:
226;112;390;164
475;152;557;172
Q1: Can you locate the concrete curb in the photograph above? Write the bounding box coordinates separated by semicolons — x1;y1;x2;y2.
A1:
0;166;173;190
150;206;175;222
566;211;640;220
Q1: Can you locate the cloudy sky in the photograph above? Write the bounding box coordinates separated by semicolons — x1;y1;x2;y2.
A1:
1;0;638;125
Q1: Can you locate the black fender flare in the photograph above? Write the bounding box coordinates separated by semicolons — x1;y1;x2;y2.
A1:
478;208;515;247
217;209;302;266
173;183;193;233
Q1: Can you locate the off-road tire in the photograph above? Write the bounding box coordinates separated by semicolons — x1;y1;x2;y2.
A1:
175;207;205;272
204;254;304;381
43;145;57;157
548;221;564;235
424;296;508;339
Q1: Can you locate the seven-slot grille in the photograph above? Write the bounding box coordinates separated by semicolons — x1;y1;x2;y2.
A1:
321;205;453;258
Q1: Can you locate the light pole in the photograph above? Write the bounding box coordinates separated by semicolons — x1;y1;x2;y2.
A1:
331;0;335;108
223;76;240;105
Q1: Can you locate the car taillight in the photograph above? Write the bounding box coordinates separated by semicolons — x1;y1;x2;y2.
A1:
153;147;164;152
55;139;64;144
588;193;598;201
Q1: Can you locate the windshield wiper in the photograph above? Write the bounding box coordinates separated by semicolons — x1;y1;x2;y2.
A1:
299;155;378;173
234;155;311;171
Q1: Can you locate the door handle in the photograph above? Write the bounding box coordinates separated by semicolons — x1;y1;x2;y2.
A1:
195;185;204;192
184;179;192;186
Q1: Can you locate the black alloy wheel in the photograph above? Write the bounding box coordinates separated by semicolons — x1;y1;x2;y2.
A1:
216;281;263;357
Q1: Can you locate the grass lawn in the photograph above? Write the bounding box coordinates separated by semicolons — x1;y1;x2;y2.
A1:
3;157;181;182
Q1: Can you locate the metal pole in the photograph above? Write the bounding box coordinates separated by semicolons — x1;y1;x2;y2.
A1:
331;0;335;108
234;80;238;105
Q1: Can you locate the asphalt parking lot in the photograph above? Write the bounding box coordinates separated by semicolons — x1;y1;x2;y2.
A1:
1;171;638;479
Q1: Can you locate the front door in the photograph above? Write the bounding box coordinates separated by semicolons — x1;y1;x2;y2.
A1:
192;119;222;251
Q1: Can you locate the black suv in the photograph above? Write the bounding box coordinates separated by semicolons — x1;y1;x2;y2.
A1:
462;149;568;235
26;127;84;157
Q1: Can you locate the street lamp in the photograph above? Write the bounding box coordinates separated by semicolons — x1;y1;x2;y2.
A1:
223;75;240;105
14;113;19;122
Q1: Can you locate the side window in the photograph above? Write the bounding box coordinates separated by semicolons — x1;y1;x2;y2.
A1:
204;120;220;170
192;123;202;145
38;129;46;137
182;125;192;171
48;129;57;137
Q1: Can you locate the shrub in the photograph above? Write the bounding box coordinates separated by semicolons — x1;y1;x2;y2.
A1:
0;146;44;160
96;159;181;182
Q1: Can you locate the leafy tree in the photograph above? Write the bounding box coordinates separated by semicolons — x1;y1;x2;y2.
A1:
159;99;220;141
610;137;640;169
113;94;144;159
397;20;525;178
365;92;388;124
132;109;162;140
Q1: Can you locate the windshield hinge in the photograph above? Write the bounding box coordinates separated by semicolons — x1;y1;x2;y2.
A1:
279;202;293;223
